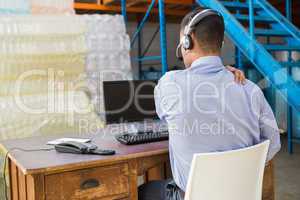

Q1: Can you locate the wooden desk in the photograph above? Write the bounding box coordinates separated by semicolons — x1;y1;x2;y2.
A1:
1;135;275;200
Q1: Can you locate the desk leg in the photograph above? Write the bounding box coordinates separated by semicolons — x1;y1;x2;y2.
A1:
146;160;172;181
26;174;45;200
9;158;45;200
146;163;165;182
9;160;19;200
128;160;138;200
164;162;172;179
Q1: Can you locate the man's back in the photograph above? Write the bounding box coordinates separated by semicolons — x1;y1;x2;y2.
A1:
154;56;281;191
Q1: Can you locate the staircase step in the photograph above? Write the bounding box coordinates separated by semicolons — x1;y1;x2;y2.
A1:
279;61;300;67
235;14;276;22
264;44;300;51
254;29;290;36
220;1;261;9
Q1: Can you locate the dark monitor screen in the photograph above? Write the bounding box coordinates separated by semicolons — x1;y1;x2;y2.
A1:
103;80;158;124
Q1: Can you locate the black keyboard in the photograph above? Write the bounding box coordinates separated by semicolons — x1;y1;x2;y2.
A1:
115;131;169;145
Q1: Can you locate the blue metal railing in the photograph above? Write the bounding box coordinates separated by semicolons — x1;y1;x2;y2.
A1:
286;0;292;21
248;0;255;40
256;0;300;43
285;0;295;154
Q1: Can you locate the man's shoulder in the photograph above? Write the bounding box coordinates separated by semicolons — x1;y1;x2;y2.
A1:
158;70;184;84
244;79;262;90
243;79;264;97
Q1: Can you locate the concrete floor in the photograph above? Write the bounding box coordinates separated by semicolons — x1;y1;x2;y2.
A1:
275;136;300;200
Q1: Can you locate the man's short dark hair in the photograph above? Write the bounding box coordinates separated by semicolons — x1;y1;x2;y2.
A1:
180;8;225;53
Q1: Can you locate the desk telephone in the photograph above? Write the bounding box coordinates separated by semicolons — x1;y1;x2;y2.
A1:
55;141;116;155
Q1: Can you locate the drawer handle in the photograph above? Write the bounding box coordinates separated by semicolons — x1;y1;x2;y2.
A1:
81;179;100;190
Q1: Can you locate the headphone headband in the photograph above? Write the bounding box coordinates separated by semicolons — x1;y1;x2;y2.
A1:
177;9;223;61
184;9;221;35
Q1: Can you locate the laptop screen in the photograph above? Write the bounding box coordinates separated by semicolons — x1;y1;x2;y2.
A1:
103;80;158;124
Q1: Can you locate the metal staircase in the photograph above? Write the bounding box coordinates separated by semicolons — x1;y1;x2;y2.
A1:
196;0;300;153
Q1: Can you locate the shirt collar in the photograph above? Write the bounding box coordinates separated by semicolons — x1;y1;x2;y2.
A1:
189;56;224;74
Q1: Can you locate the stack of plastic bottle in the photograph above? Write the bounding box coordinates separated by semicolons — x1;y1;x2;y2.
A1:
0;15;105;141
84;14;133;118
0;14;134;142
0;0;30;14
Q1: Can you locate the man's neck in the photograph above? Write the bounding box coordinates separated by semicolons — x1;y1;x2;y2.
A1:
193;52;221;61
187;52;221;68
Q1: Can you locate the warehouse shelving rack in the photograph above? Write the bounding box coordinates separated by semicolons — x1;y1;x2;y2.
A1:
75;0;193;78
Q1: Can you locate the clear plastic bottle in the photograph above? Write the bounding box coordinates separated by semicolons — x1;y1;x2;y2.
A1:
0;15;86;36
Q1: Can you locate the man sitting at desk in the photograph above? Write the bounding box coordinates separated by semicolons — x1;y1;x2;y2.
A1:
139;8;281;200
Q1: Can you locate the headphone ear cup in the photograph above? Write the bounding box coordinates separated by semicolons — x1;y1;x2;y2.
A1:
183;35;193;50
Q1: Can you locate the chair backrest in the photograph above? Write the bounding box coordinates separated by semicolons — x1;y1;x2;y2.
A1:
184;140;270;200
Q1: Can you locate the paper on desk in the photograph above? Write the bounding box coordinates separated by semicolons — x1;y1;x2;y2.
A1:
47;138;91;145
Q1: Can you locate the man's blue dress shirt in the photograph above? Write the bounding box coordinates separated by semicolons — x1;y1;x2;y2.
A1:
154;56;281;191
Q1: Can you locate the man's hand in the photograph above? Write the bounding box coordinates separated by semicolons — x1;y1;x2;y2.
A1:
226;66;246;84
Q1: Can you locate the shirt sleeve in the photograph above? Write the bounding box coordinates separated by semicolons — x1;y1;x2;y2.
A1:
154;82;165;120
154;72;182;121
258;90;281;161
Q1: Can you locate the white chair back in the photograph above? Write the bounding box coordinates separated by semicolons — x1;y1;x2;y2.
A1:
184;140;270;200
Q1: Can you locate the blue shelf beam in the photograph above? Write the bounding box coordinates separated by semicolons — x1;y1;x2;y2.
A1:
130;0;156;47
158;0;168;75
121;0;127;23
137;17;143;78
134;56;162;62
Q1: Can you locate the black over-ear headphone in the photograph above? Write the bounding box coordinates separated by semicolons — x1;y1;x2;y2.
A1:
176;9;223;60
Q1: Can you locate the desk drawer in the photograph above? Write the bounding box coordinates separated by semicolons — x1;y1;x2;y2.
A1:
45;163;130;200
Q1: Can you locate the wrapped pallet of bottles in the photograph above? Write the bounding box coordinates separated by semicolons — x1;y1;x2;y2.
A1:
0;15;101;140
0;7;132;142
0;15;132;139
84;14;133;119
